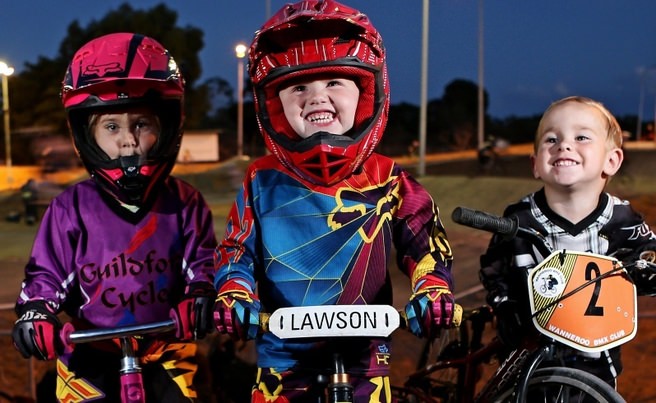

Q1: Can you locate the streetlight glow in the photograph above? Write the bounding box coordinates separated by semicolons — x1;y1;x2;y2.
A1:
235;43;247;157
0;61;14;185
235;44;247;59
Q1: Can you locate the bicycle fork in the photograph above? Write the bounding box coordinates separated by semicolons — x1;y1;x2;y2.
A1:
118;337;145;403
477;343;551;402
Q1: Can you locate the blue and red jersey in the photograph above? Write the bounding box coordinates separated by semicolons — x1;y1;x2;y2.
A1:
215;153;454;374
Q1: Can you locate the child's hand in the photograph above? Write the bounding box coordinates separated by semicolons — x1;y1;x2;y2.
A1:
213;279;261;340
170;283;216;341
493;299;524;348
405;276;456;339
631;250;656;296
12;301;63;360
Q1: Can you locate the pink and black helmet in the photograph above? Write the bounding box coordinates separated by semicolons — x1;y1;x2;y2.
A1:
249;0;390;186
61;32;184;207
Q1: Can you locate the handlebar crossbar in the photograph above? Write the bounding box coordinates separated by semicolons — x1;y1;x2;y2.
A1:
62;319;176;344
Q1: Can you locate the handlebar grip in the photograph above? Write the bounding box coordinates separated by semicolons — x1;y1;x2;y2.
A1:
452;303;463;328
259;312;270;333
398;303;463;329
452;206;518;237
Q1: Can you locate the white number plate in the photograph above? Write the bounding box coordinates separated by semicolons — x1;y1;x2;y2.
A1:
268;305;400;339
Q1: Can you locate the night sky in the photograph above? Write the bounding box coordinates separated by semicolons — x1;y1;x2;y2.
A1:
2;0;656;119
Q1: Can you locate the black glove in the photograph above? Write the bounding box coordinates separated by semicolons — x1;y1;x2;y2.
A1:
170;283;216;341
631;250;656;296
13;301;63;360
493;299;524;349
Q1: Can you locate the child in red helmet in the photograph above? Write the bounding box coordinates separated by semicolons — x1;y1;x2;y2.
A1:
212;1;457;401
12;33;217;402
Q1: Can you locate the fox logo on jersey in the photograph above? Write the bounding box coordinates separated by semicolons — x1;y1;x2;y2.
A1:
328;177;401;243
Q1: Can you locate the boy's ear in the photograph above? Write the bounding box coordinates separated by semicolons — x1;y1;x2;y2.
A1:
603;147;624;177
530;154;540;179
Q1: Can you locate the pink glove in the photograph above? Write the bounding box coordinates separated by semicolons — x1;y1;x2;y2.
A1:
170;283;216;341
213;279;261;340
404;276;455;338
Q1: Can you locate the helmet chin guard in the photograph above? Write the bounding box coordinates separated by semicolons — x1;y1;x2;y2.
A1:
250;0;390;186
61;33;184;207
93;155;169;206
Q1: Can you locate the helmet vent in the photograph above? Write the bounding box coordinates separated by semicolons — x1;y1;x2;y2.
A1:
302;152;349;184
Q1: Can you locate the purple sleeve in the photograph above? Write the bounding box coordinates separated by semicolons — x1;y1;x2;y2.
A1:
16;191;80;310
175;178;217;286
393;167;454;290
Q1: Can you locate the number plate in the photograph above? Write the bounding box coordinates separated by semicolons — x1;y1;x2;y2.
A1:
268;305;400;339
528;250;637;353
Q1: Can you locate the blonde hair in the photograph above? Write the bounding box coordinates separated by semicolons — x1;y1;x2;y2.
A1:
534;96;623;153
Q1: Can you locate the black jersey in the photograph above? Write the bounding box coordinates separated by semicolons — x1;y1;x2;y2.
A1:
481;188;656;303
479;188;656;385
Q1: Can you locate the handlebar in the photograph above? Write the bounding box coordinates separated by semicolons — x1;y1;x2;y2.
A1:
61;319;176;345
258;304;463;339
452;206;518;237
452;206;656;274
452;206;553;257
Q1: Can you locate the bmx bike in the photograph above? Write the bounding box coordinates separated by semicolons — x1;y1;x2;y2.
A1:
391;206;654;402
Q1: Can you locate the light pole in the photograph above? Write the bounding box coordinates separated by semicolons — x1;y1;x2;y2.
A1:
636;65;656;141
235;43;247;157
477;0;485;150
418;0;429;176
0;61;14;185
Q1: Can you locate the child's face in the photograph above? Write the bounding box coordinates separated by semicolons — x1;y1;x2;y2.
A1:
92;107;160;159
278;77;359;138
532;101;622;190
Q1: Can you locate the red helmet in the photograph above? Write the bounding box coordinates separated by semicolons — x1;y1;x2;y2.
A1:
249;0;389;185
61;33;184;207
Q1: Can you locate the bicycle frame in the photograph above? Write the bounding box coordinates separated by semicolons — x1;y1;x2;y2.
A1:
407;335;505;402
60;319;176;403
393;305;503;403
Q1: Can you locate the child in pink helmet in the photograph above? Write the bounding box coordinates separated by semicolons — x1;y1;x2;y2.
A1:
12;33;217;401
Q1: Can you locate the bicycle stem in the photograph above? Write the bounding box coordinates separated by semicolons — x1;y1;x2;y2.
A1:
327;353;353;403
118;337;146;403
119;337;140;375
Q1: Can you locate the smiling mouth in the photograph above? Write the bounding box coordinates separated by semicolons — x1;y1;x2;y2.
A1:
306;112;335;124
553;159;579;167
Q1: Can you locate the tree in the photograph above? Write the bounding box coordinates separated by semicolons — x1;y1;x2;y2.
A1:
381;102;420;156
8;2;216;164
438;79;488;150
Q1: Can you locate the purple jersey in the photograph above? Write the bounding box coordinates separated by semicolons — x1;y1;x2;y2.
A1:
215;153;454;374
16;177;216;328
